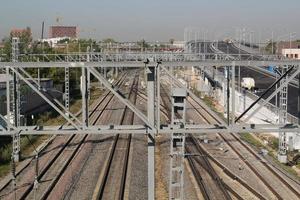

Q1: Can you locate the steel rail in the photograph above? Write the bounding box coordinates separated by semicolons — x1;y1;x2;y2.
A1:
14;72;128;200
93;72;139;200
190;96;300;199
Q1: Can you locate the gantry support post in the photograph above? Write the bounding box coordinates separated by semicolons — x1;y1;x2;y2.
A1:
156;62;161;130
226;66;230;125
6;66;10;130
231;62;235;124
169;88;187;200
87;47;91;100
64;66;70;113
278;65;289;163
12;37;20;162
37;68;41;90
81;66;89;128
147;65;155;200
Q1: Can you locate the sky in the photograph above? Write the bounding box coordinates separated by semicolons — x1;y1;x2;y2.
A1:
0;0;299;42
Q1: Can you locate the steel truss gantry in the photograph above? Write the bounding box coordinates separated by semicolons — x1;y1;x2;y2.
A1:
1;40;300;200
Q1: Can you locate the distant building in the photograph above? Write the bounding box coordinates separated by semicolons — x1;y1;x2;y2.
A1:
40;37;70;47
10;27;32;38
277;41;300;54
172;41;185;48
49;26;77;38
282;49;300;59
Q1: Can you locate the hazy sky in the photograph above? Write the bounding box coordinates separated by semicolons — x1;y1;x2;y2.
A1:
1;0;299;42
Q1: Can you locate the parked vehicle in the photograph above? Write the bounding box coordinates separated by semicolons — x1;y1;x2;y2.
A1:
241;77;255;90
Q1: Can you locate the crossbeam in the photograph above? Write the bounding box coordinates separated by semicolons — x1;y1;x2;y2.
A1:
0;124;299;135
2;60;300;68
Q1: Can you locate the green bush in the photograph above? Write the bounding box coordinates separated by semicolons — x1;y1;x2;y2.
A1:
269;137;279;150
0;145;12;164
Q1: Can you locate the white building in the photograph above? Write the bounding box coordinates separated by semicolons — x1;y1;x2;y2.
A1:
282;48;300;59
40;37;70;47
172;41;185;48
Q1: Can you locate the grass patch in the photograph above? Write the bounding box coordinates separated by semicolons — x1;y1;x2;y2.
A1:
268;152;300;179
268;137;279;151
240;132;264;149
0;164;10;178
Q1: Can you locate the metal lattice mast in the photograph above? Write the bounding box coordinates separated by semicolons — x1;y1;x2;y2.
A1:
278;65;289;163
12;37;21;162
169;88;187;200
64;67;70;112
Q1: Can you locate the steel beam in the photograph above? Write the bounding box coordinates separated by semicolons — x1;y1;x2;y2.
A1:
3;60;300;69
1;124;300;135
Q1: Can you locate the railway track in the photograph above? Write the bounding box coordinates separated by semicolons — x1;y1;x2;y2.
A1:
186;137;233;200
0;72;128;200
24;73;129;200
188;95;300;200
92;72;140;200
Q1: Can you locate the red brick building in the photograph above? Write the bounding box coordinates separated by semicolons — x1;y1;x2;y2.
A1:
49;26;77;38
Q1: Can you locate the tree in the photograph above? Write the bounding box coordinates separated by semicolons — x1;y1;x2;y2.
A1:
2;37;11;61
137;39;149;51
102;38;116;44
265;41;277;54
10;27;33;54
169;38;175;45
